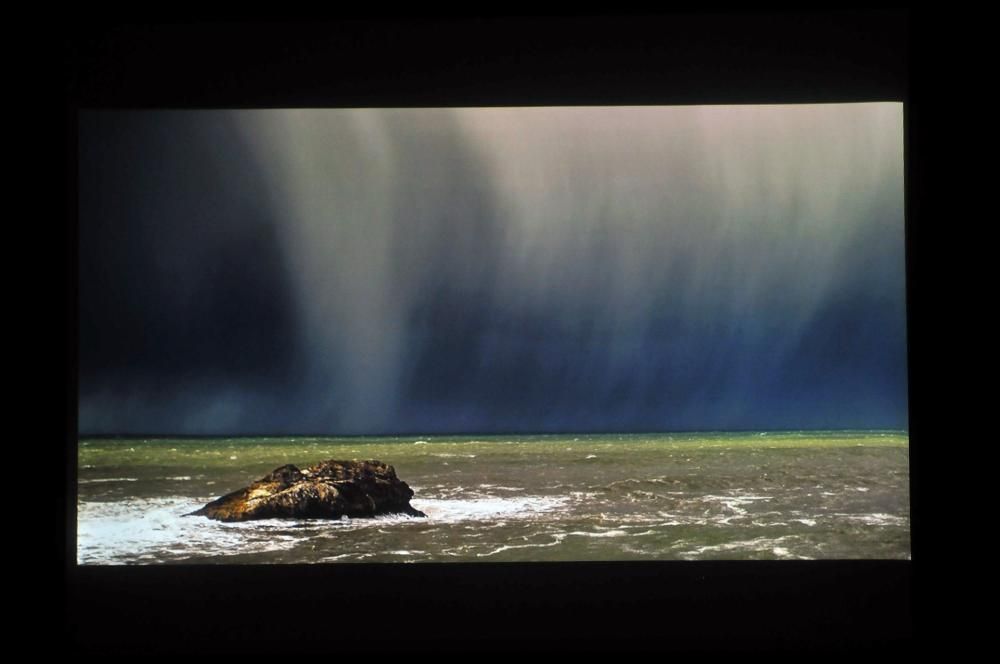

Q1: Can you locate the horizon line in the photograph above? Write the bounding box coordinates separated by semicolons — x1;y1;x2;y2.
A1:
77;427;910;439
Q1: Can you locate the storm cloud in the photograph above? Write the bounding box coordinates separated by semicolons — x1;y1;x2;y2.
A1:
77;104;906;434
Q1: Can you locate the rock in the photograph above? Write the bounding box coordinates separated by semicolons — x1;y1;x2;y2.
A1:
188;459;426;522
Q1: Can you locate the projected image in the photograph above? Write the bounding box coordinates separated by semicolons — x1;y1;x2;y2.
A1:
77;105;908;563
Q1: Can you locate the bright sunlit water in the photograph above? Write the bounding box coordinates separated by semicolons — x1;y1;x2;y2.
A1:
77;431;909;564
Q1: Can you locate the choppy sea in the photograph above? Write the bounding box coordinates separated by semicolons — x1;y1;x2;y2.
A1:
77;431;909;564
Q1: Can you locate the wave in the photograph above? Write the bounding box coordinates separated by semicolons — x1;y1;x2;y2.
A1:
832;513;907;526
677;535;811;560
78;491;576;564
411;495;570;523
79;478;138;484
77;497;299;564
474;531;570;558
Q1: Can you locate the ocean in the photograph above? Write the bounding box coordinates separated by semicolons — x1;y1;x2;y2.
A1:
76;431;909;564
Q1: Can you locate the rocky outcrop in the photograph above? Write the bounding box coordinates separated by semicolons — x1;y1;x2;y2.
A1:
188;459;426;522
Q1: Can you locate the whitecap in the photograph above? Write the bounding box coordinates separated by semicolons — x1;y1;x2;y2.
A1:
411;495;569;523
77;497;305;564
679;535;806;559
79;478;138;484
476;534;567;557
834;513;907;526
320;553;357;562
477;484;524;492
565;529;629;538
699;493;773;516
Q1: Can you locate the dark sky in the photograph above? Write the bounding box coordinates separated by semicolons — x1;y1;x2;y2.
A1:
77;105;907;435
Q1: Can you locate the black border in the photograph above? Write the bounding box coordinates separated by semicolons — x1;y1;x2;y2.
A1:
64;11;921;653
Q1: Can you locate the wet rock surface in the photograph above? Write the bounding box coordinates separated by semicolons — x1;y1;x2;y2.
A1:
189;459;426;522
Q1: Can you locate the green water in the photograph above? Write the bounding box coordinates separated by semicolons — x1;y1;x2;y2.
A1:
77;431;909;564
